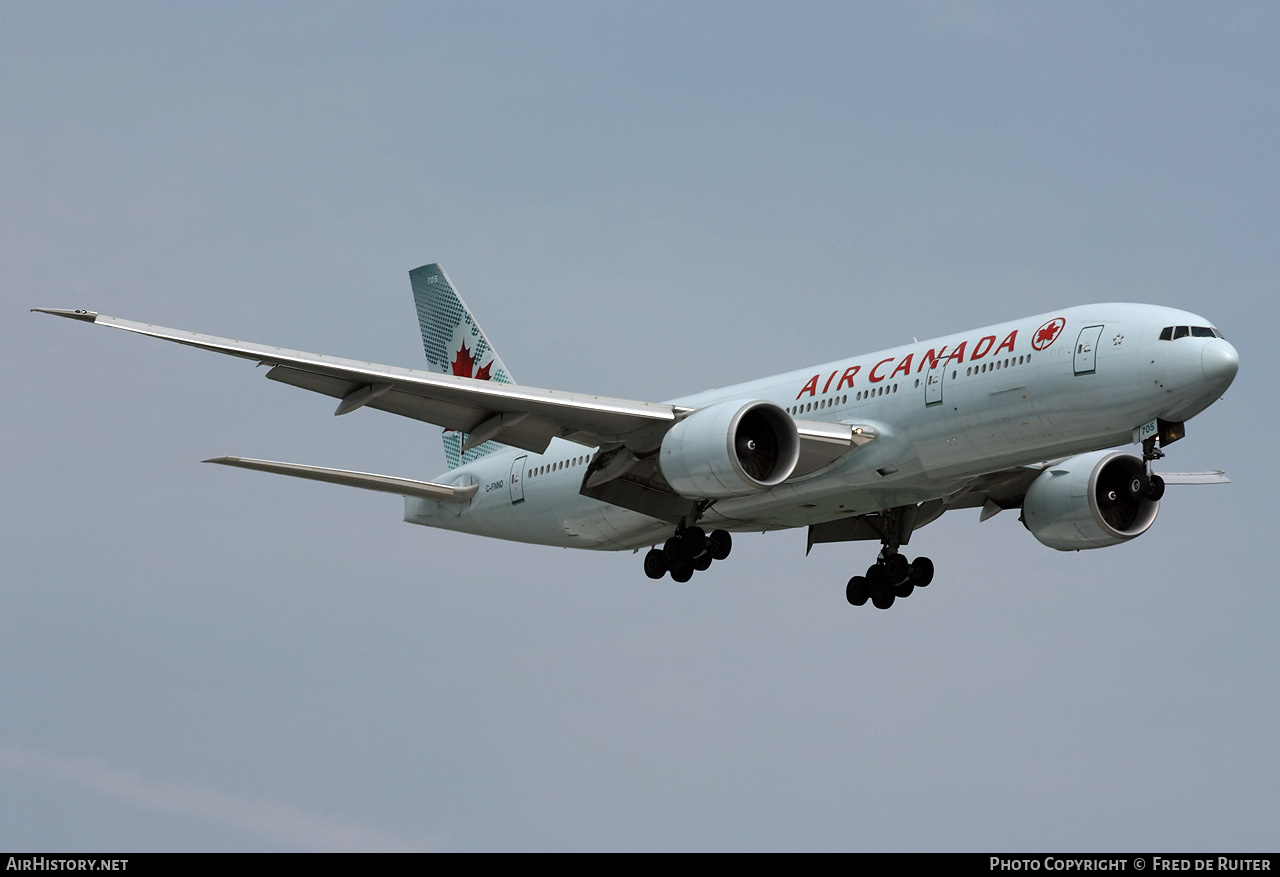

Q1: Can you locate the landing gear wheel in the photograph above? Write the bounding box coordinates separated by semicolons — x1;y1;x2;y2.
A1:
682;526;706;557
871;590;896;610
893;579;915;599
708;529;733;561
907;556;934;588
663;536;687;564
643;548;667;580
846;576;869;606
1127;473;1150;499
883;553;909;586
1145;474;1165;501
669;564;694;583
866;563;886;588
692;553;713;572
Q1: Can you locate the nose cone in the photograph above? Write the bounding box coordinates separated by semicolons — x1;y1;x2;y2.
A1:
1201;339;1239;389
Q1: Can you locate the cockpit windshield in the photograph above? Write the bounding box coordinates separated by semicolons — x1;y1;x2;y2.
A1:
1159;325;1223;341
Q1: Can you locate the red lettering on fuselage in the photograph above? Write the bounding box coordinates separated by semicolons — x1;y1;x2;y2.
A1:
994;329;1017;356
971;335;996;360
868;358;894;383
919;346;948;371
794;326;1022;397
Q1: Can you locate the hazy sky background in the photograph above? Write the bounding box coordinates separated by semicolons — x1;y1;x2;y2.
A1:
3;1;1276;852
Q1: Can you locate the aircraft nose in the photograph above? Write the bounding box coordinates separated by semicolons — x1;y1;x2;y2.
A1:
1201;338;1239;388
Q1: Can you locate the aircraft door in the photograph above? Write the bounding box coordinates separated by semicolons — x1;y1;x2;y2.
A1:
1074;325;1104;375
510;455;527;504
924;357;944;405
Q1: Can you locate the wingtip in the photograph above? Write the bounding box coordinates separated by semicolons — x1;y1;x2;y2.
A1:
31;308;99;322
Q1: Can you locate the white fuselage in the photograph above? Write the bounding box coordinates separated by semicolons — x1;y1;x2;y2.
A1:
405;303;1237;551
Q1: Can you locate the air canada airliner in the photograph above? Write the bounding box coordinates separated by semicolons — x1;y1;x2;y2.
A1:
35;264;1239;609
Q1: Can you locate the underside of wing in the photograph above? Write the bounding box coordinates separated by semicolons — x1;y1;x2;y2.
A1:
32;309;680;454
34;308;881;521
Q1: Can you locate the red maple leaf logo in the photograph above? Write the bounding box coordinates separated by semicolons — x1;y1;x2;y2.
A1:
451;341;477;378
450;340;495;381
1033;318;1065;350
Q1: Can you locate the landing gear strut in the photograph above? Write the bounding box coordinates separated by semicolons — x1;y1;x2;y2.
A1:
643;520;734;581
844;509;934;609
1141;436;1167;501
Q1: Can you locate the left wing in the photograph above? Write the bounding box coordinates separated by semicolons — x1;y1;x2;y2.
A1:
33;309;873;475
33;309;681;454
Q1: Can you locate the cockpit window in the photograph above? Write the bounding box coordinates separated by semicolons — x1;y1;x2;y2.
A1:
1159;325;1224;340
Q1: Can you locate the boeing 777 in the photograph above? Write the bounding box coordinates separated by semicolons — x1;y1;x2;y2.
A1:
34;264;1239;608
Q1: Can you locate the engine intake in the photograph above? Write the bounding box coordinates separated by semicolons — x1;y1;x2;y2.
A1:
659;400;800;498
1022;450;1161;550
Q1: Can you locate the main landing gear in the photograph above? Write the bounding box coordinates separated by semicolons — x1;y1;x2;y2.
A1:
845;553;934;609
844;511;934;609
643;526;733;582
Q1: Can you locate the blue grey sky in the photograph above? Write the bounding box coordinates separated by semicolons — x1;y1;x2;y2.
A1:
3;1;1276;851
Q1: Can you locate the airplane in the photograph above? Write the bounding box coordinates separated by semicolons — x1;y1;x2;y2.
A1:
33;264;1239;609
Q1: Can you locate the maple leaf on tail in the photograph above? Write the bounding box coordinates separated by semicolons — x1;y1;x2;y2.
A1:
451;341;477;378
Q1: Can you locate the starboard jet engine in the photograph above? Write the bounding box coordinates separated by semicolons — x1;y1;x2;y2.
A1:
1022;450;1163;550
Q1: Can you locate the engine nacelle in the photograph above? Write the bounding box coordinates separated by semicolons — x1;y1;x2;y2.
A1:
1022;449;1161;550
659;400;800;498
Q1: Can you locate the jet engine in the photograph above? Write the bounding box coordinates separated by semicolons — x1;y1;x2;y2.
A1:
1021;449;1161;550
659;400;800;498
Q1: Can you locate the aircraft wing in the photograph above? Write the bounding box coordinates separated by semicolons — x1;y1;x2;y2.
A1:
35;309;874;474
32;309;683;455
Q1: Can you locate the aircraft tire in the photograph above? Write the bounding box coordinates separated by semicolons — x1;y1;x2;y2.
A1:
871;590;896;610
692;553;713;571
682;526;706;557
670;564;694;583
883;553;909;585
644;549;667;580
1145;474;1166;501
893;579;915;599
664;536;687;564
708;529;733;561
846;576;869;606
866;563;886;588
908;557;934;588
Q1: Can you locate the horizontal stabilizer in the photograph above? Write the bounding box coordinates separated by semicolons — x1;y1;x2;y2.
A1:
204;456;477;502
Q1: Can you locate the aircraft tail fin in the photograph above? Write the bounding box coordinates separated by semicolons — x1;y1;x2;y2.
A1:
409;264;515;469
